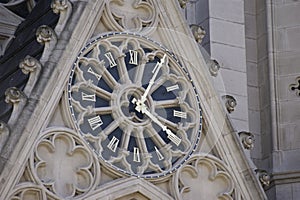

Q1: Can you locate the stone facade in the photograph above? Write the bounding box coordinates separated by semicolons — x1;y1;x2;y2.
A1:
0;0;299;199
185;0;300;199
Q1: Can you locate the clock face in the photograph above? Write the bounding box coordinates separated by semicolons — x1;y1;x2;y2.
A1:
68;32;202;178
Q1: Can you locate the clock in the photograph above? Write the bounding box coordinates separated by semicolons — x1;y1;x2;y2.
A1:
68;32;202;178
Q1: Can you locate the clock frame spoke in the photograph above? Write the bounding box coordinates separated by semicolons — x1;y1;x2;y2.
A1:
118;56;132;84
93;106;113;115
134;127;148;153
134;61;146;86
153;99;180;109
145;125;167;148
157;115;179;130
101;119;120;137
120;125;133;151
101;68;120;89
93;85;113;100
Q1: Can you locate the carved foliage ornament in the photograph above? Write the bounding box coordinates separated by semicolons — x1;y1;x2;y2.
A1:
51;0;69;14
290;76;300;97
174;155;235;200
36;25;56;45
222;95;237;113
5;87;27;105
190;24;206;44
30;129;99;199
178;0;189;8
103;0;157;33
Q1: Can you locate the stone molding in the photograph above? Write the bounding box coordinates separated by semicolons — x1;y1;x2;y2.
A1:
84;177;173;200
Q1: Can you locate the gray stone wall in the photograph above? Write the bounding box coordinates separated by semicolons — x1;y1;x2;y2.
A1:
267;0;300;198
185;0;300;199
185;0;249;132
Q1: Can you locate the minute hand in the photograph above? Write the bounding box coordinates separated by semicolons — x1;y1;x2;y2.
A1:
141;107;181;146
140;54;166;103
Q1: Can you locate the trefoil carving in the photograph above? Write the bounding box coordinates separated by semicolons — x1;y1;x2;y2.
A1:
174;154;236;200
103;0;157;33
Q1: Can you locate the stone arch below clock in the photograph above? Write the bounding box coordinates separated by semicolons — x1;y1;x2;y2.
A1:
83;177;173;200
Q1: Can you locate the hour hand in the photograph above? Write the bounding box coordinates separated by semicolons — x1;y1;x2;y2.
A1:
132;98;181;146
140;54;166;103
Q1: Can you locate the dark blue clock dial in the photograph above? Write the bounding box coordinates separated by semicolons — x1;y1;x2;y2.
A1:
68;32;202;179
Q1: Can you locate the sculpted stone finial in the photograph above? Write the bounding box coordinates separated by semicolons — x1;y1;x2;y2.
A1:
255;169;270;188
19;55;40;74
5;87;27;126
208;59;220;77
238;131;254;150
190;24;206;44
222;95;237;113
19;55;42;96
51;0;72;35
36;25;56;45
5;87;27;105
51;0;69;14
36;25;57;64
178;0;189;8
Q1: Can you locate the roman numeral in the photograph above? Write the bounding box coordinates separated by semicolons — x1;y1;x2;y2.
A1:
129;50;138;65
166;84;179;92
154;146;164;161
87;67;101;80
87;115;103;131
173;110;187;119
82;92;96;102
105;52;117;68
133;147;140;162
107;136;119;152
